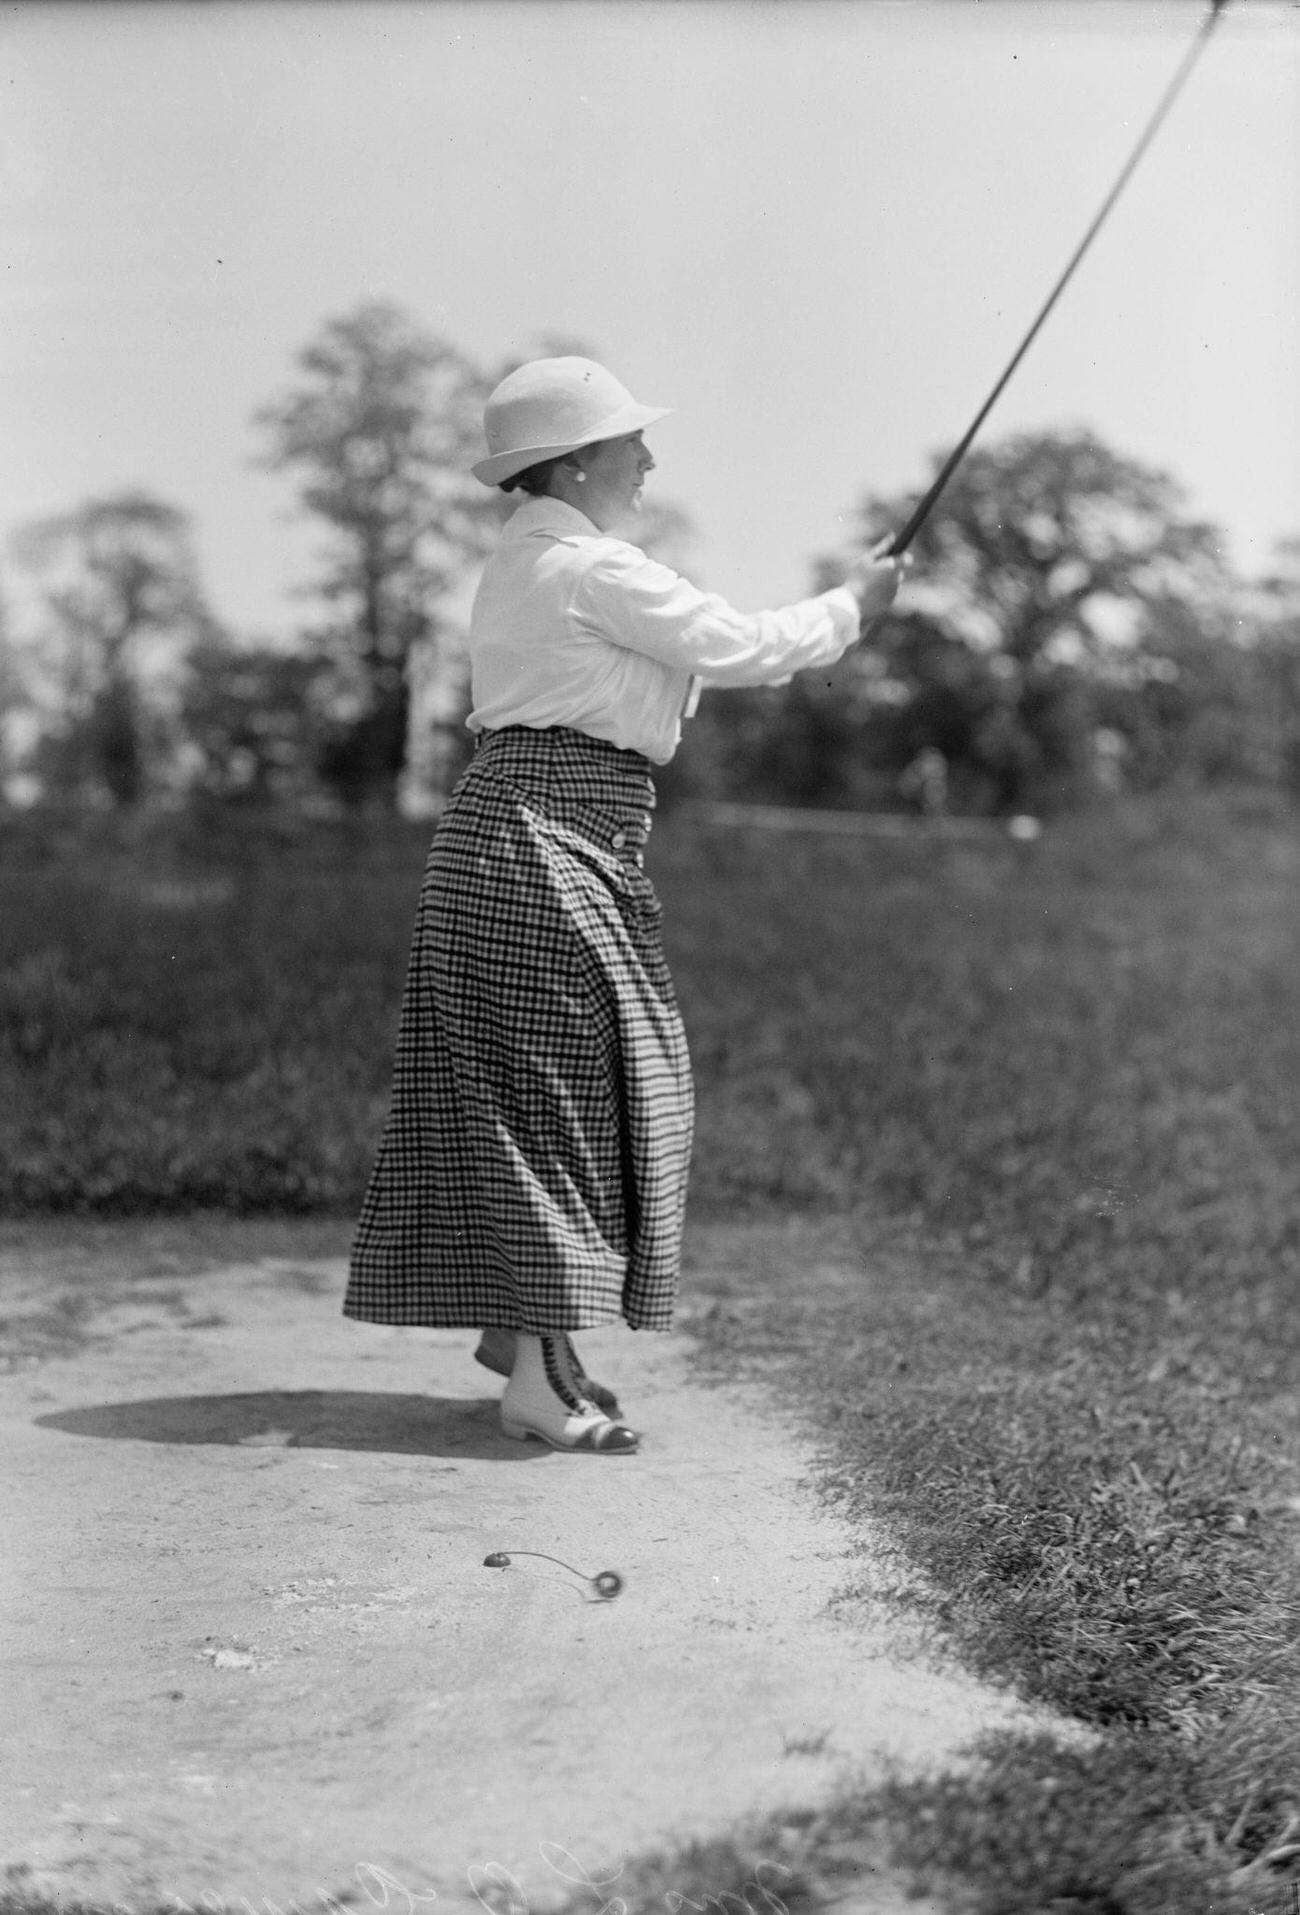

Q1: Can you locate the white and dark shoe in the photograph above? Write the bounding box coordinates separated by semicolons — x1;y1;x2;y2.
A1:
475;1326;623;1419
500;1333;639;1454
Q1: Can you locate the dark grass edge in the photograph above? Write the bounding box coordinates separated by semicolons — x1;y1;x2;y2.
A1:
640;1213;1300;1915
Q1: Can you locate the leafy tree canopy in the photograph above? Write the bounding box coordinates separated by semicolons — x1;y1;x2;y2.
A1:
692;429;1270;816
256;300;496;644
255;302;501;807
14;490;212;668
845;428;1233;668
11;490;215;806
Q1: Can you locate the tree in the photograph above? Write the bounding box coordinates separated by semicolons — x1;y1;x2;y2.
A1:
0;580;36;804
1248;538;1300;795
255;301;497;810
767;429;1239;815
860;431;1241;810
179;636;334;808
680;430;1261;815
11;490;215;807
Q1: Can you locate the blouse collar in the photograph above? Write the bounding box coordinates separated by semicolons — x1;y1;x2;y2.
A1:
502;494;600;542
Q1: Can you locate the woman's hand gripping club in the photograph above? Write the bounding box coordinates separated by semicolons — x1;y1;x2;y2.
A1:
845;535;912;633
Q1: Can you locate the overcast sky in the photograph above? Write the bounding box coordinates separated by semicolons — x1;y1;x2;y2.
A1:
2;0;1297;640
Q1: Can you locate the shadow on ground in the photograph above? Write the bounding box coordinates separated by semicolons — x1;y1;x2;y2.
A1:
34;1389;542;1460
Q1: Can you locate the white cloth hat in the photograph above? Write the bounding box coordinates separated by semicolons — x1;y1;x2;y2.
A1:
472;356;672;487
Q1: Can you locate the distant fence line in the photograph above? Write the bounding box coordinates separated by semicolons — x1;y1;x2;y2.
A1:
683;801;1041;844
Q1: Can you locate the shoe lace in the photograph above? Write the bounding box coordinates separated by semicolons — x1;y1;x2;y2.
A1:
541;1336;586;1415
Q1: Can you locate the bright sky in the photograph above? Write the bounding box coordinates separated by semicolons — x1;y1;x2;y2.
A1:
3;0;1297;641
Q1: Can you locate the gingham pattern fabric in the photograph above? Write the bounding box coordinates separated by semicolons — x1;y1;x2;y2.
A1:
343;725;694;1334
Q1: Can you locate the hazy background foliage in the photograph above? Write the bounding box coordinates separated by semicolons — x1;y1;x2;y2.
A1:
3;301;1298;823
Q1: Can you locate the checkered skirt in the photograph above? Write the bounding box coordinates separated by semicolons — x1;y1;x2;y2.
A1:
343;726;694;1334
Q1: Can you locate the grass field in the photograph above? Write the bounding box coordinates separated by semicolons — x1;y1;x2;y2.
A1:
4;791;1300;1912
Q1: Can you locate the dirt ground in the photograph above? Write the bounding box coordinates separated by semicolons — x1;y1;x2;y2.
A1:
2;1222;1044;1914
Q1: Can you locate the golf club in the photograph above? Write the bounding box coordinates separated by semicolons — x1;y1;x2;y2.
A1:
886;0;1232;557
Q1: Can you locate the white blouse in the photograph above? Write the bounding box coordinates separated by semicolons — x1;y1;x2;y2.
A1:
466;496;860;765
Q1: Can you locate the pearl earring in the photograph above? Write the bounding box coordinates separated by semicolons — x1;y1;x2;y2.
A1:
574;471;586;483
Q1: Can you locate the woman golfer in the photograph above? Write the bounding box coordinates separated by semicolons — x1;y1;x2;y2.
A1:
344;357;903;1453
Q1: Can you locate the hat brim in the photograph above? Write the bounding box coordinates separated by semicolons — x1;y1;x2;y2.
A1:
471;402;673;487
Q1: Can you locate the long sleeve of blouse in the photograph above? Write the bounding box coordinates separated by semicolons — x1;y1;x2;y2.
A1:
571;542;859;685
466;496;861;764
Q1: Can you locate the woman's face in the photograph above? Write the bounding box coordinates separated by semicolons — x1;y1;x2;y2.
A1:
575;431;655;530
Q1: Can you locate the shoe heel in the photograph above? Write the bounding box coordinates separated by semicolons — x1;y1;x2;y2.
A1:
500;1418;533;1441
474;1332;511;1380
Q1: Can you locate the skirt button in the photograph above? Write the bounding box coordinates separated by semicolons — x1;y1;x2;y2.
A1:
612;830;626;849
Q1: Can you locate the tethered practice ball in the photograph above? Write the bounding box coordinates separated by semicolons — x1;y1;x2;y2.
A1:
483;1550;624;1599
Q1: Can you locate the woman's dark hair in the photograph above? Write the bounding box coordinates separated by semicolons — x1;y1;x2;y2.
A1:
500;455;565;497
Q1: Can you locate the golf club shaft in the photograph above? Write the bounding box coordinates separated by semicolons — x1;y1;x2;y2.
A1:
887;0;1230;557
